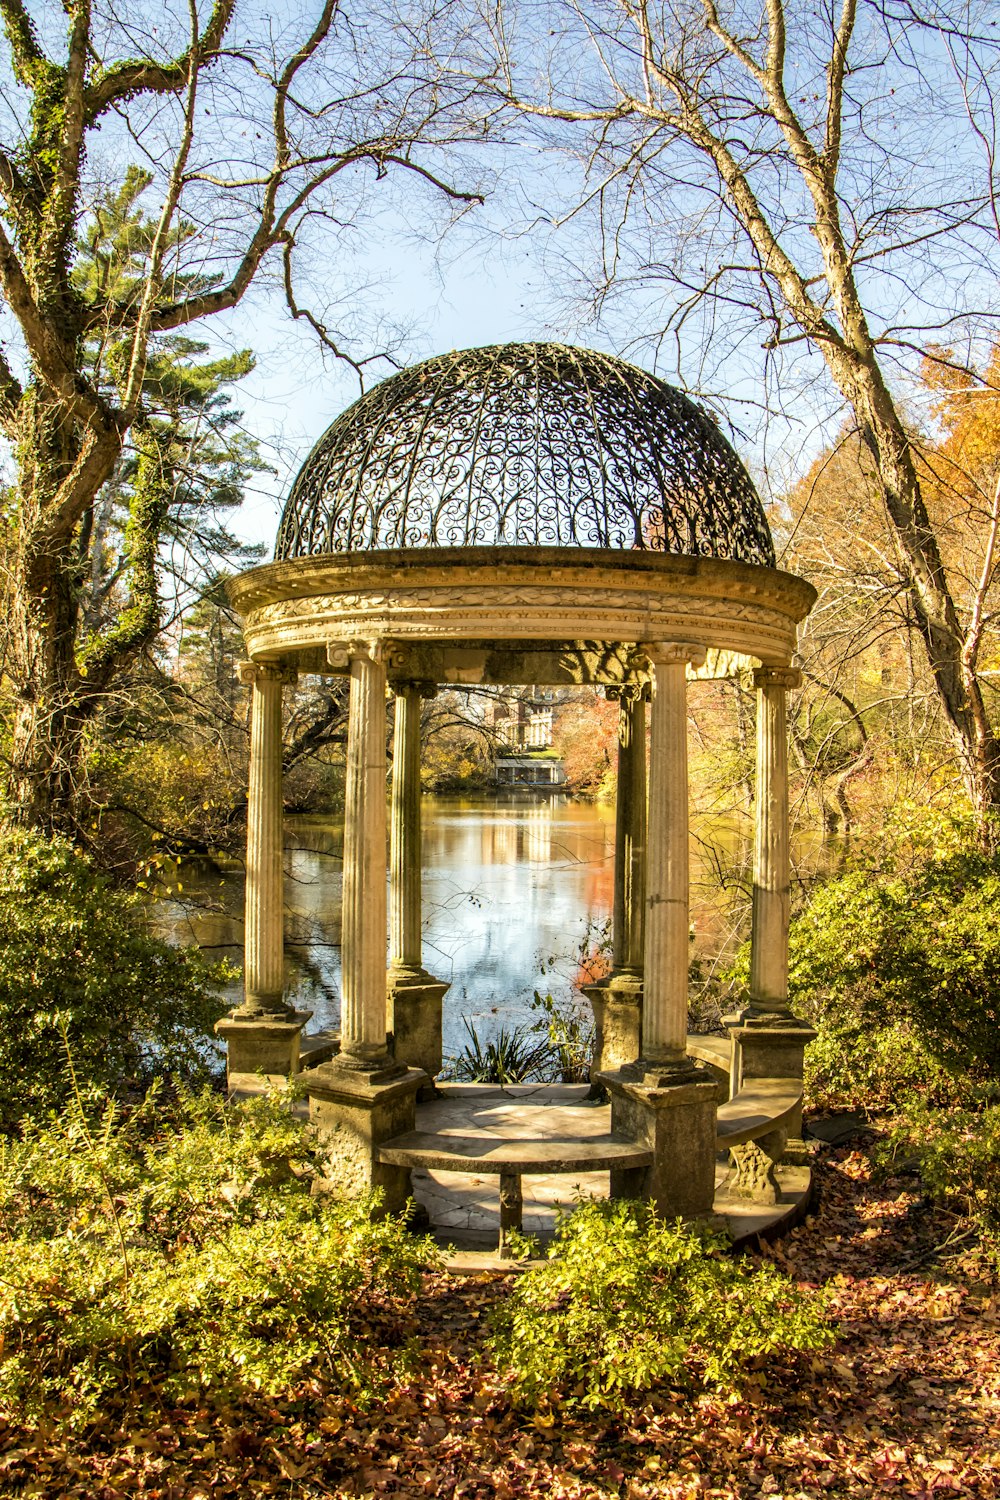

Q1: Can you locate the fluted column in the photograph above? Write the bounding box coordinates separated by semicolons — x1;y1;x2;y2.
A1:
612;686;647;978
641;643;705;1065
390;682;425;975
749;666;801;1014
339;640;392;1070
237;661;297;1016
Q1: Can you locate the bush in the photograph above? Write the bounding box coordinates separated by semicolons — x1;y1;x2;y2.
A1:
445;1017;555;1084
529;990;595;1083
0;827;230;1126
728;845;1000;1110
488;1200;833;1411
880;1098;1000;1251
0;1087;437;1426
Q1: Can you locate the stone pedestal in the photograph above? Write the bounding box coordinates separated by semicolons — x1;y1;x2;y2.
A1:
725;1129;788;1205
582;971;643;1077
307;1063;427;1215
600;1060;720;1220
216;1011;311;1090
726;1008;816;1146
387;967;449;1095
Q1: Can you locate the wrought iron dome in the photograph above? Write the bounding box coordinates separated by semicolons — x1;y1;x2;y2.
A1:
275;343;775;567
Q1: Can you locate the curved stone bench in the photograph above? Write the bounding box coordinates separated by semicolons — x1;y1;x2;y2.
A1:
715;1078;802;1148
377;1128;653;1256
686;1033;732;1076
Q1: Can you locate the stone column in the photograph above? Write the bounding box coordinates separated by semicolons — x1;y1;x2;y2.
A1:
338;641;394;1072
641;645;703;1067
387;681;449;1090
216;661;310;1089
390;682;425;974
306;642;426;1213
728;665;814;1143
584;685;647;1076
599;644;719;1221
749;666;800;1014
614;686;647;980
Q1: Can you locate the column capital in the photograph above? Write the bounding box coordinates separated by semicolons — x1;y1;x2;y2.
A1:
753;665;802;691
327;638;410;672
390;678;438;700
604;682;650;704
641;641;708;670
237;660;298;687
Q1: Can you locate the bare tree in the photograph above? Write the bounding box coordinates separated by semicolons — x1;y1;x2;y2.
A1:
0;0;489;832
492;0;1000;839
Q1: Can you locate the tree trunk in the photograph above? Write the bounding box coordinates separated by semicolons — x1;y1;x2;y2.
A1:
837;354;1000;842
8;547;89;834
6;393;94;835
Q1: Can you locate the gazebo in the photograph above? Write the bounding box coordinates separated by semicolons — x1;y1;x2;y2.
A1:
219;342;817;1244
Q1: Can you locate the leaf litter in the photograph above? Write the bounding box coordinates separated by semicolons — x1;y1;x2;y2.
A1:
0;1127;997;1499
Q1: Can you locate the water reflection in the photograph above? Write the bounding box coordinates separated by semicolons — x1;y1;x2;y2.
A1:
153;794;753;1065
154;795;617;1064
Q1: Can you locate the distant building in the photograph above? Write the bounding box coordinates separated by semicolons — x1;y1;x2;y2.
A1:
485;688;569;788
495;756;567;788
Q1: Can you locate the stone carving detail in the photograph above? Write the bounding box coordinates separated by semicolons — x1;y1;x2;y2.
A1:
275;343;775;567
253;587;794;631
754;666;803;691
726;1127;788;1205
237;660;298;686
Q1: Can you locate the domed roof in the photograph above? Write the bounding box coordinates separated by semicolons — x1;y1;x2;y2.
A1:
275;342;774;567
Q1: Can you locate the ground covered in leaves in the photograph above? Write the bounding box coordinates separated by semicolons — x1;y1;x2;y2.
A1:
2;1129;998;1499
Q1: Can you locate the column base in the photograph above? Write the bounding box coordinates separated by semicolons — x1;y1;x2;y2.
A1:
581;971;643;1078
598;1060;720;1220
725;1005;816;1138
216;1009;312;1091
306;1061;428;1215
387;966;449;1093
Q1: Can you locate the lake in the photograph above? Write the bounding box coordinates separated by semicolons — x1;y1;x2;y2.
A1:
155;793;750;1065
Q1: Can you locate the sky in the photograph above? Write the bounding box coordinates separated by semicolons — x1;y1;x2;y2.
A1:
223;225;554;554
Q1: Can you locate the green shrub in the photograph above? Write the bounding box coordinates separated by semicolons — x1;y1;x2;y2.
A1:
0;827;229;1125
529;990;595;1083
488;1200;833;1411
728;845;1000;1110
0;1087;437;1426
445;1017;555;1084
880;1098;1000;1249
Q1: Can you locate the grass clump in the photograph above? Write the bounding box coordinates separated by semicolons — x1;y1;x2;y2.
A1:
488;1199;834;1412
0;1086;438;1427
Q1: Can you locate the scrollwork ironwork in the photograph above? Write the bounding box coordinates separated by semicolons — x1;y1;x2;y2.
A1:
275;343;775;567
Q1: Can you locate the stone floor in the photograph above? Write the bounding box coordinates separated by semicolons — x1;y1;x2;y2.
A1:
403;1082;811;1262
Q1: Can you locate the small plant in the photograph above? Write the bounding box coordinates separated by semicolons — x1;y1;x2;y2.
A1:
529;991;594;1083
445;1017;554;1084
488;1199;834;1411
0;1086;438;1427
